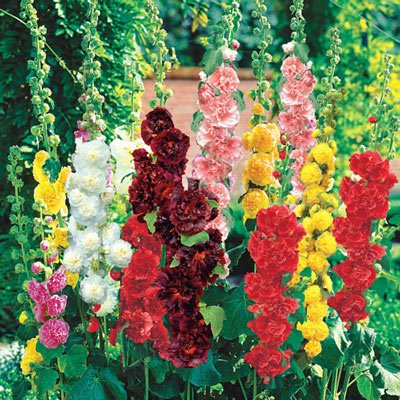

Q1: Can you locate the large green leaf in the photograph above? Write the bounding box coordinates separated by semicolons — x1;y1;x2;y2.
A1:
202;48;223;76
144;210;157;234
98;368;127;400
200;305;226;337
357;374;381;400
232;90;245;112
226;239;248;268
371;347;400;396
33;366;59;399
314;317;348;369
150;373;181;399
58;344;88;379
181;231;209;247
178;352;221;387
149;357;169;384
191;110;204;132
68;367;107;400
36;342;65;365
347;324;376;364
221;284;253;340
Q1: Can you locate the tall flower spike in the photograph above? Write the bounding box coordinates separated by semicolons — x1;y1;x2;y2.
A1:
292;28;344;359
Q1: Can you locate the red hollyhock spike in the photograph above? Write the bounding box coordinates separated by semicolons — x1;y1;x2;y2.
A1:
368;116;378;124
87;316;100;333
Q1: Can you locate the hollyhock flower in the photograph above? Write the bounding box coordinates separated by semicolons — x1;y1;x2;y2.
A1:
73;140;110;170
46;294;68;316
107;239;132;268
31;262;43;275
334;260;376;291
244;345;292;383
333;217;371;249
207;66;240;93
196;120;229;147
39;318;70;349
87;316;101;333
124;310;153;343
328;290;369;322
150;128;190;166
206;212;229;241
203;93;240;129
192;156;232;184
47;267;68;294
248;315;292;346
198;84;215;110
280;72;315;106
169;186;212;235
348;243;386;264
28;279;50;304
33;303;47;323
222;47;238;61
256;205;300;238
74;120;89;142
205;182;230;209
79;275;108;304
281;56;307;79
205;134;243;163
282;41;295;54
290;149;308;198
141;107;174;145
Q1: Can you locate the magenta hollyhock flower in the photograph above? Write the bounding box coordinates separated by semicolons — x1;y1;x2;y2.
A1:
33;303;47;323
39;318;70;349
28;279;50;304
47;266;67;294
46;295;68;316
74;120;90;142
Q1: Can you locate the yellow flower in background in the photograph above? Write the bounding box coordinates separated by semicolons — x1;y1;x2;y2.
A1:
20;337;44;375
242;189;269;221
304;340;322;358
66;271;79;288
252;103;264;116
243;152;276;187
34;181;66;215
315;232;337;257
33;150;49;183
19;311;28;324
359;18;368;32
300;162;322;186
53;227;69;248
251;123;280;153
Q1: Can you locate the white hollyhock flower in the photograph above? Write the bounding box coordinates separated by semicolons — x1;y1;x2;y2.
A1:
75;167;107;195
94;285;118;317
110;138;136;167
102;223;121;246
74;140;110;170
75;226;101;256
79;275;108;304
63;246;85;273
107;239;132;268
68;188;87;208
71;195;106;226
113;168;133;195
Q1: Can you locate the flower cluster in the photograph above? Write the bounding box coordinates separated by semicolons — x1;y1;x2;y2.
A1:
27;266;70;348
127;108;225;367
111;215;170;355
293;141;338;357
278;43;317;199
328;151;397;322
65;135;132;312
242;123;280;220
244;205;304;382
20;337;44;375
192;51;243;241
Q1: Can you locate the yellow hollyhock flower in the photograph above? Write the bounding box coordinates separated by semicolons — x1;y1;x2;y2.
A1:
20;337;44;375
242;189;269;221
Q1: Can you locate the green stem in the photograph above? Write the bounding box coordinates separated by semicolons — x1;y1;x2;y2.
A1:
103;317;109;365
186;381;191;400
252;369;257;400
320;369;329;400
75;289;93;347
238;378;249;400
145;343;150;400
339;368;352;400
330;368;339;400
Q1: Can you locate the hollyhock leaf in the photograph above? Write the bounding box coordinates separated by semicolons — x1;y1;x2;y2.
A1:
215;356;251;382
357;374;381;400
202;286;229;306
212;263;226;275
144;210;157;234
149;357;169;384
191;110;204;132
202;48;223;76
150;373;181;399
232;90;246;112
222;284;253;340
226;239;248;268
314;317;349;370
36;341;65;365
98;368;127;400
16;324;37;341
207;199;219;208
68;366;107;400
43;157;61;182
293;43;310;65
12;380;30;400
347;324;376;365
180;231;209;247
389;215;400;225
33;366;59;399
178;352;221;387
287;329;304;352
371;347;400;396
170;256;179;268
58;344;88;379
200;305;226;337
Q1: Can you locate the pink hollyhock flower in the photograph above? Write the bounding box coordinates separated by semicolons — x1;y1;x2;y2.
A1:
206;182;230;208
280;73;315;106
192;155;232;184
219;252;231;279
28;279;50;304
281;56;306;79
206;211;229;241
207;66;240;93
34;303;47;323
47;249;58;264
198;84;215;109
47;294;68;316
39;318;70;348
47;266;67;294
287;129;316;151
204;93;240;129
290;149;308;198
282;41;295;54
205;134;243;163
106;164;113;189
196;120;229;147
222;48;238;62
31;262;42;274
74;120;90;142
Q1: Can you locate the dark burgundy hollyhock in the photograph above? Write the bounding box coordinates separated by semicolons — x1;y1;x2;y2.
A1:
151;128;190;165
141;107;174;145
